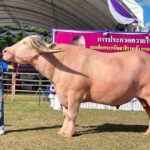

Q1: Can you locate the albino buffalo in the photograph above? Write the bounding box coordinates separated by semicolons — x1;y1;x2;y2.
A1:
3;35;150;137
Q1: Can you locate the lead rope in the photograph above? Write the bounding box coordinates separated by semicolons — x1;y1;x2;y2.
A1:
2;64;20;101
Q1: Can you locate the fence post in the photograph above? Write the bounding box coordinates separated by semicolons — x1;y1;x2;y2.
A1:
11;73;16;102
37;75;42;106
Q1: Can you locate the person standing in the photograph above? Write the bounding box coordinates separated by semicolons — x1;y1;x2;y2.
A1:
0;61;14;135
49;83;61;110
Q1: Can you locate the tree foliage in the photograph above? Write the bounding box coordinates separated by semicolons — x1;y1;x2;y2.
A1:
0;25;51;50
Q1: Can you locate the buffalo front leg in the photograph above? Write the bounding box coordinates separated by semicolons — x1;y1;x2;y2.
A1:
63;95;80;137
58;107;69;135
139;99;150;135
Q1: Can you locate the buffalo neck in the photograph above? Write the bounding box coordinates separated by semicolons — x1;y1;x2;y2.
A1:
31;51;64;83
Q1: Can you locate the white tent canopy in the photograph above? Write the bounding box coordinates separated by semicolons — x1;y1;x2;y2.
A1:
122;0;144;27
107;0;144;27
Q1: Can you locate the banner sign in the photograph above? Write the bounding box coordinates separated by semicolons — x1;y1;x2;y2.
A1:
52;29;150;54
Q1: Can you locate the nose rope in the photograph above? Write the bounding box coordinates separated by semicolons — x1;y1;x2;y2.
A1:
5;51;40;64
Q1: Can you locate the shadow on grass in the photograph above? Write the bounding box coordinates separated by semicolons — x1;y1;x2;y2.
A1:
5;124;12;127
5;123;148;136
6;125;62;134
77;123;147;136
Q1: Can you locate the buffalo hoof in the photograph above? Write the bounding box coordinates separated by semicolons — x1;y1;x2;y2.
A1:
61;131;78;138
144;129;150;135
58;129;65;135
62;132;73;138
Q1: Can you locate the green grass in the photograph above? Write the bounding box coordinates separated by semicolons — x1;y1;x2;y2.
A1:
0;95;150;150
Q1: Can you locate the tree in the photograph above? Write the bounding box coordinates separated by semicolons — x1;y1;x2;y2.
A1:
0;25;50;50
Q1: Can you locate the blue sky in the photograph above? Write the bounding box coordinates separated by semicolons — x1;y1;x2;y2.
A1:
136;0;150;31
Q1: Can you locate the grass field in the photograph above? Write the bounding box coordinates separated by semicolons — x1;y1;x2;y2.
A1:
1;95;150;150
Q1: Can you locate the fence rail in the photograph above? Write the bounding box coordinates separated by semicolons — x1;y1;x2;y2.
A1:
3;71;50;101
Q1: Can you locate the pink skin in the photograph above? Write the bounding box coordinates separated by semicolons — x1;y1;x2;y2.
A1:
3;35;150;137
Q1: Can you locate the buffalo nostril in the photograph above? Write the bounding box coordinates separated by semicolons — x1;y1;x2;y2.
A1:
3;49;7;53
3;49;8;54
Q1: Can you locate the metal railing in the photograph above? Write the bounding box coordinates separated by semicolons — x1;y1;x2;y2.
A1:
3;72;51;101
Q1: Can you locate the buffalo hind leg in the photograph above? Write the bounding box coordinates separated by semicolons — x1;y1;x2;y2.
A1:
139;98;150;135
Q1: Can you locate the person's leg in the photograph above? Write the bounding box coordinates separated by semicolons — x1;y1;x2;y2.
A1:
53;95;62;110
0;101;4;134
0;81;4;135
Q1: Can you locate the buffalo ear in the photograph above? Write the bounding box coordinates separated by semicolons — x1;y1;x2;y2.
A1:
49;43;57;49
46;43;63;53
